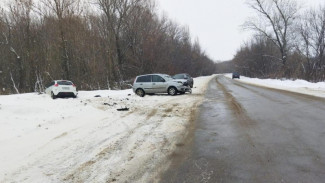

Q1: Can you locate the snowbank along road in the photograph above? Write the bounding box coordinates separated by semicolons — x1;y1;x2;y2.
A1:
0;76;214;183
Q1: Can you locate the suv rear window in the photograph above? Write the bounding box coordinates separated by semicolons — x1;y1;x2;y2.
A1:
58;81;73;85
136;75;151;82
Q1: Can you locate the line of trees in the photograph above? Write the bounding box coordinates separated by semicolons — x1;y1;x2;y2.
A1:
222;0;325;82
0;0;216;94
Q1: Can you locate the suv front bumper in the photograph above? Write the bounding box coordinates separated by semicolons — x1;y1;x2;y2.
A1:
176;85;191;93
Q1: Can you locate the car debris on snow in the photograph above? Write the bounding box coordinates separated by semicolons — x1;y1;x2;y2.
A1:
117;107;129;111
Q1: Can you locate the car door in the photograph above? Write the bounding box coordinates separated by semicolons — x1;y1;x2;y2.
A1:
152;75;168;93
136;75;153;93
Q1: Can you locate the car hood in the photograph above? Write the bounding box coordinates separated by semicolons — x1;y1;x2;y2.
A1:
172;79;188;83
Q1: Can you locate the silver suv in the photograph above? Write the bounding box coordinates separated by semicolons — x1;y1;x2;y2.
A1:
132;74;191;97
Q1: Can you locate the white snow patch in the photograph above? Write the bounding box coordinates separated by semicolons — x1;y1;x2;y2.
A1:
225;74;325;98
0;75;215;183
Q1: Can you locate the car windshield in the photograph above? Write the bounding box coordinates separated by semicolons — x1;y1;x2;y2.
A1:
173;74;184;79
162;75;173;81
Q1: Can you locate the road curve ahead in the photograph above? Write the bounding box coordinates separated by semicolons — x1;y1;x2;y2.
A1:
161;75;325;183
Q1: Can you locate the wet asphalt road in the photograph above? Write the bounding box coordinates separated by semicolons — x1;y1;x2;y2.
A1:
161;75;325;183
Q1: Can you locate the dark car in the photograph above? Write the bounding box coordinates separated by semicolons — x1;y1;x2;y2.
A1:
232;72;240;79
173;73;194;88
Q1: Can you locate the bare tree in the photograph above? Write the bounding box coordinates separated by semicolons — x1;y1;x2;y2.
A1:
244;0;299;69
0;0;32;92
297;5;325;81
0;0;216;94
40;0;81;80
96;0;145;87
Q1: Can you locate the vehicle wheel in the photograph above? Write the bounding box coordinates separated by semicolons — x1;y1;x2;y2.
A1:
136;89;145;97
73;94;77;98
51;92;56;99
168;87;177;96
238;76;240;79
190;85;193;88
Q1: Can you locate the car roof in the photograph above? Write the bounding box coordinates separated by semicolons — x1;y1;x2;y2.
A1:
54;80;73;82
174;73;189;75
136;74;167;77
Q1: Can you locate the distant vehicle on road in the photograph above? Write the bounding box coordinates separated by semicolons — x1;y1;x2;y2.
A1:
232;72;240;79
173;73;194;88
45;80;77;99
132;74;191;97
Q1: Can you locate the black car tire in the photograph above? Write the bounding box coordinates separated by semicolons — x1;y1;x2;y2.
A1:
136;88;145;97
51;92;57;99
168;87;177;96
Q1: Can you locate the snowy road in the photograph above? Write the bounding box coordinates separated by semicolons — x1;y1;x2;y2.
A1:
161;75;325;182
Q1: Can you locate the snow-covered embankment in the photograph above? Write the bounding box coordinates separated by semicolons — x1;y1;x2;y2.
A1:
0;75;215;183
225;74;325;98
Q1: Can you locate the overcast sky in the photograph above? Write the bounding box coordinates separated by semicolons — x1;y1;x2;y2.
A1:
0;0;324;61
157;0;325;62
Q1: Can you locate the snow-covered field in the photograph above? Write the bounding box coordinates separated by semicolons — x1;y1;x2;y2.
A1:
225;74;325;98
0;75;214;183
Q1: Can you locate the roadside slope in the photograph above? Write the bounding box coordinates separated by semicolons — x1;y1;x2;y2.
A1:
225;74;325;98
0;75;215;183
